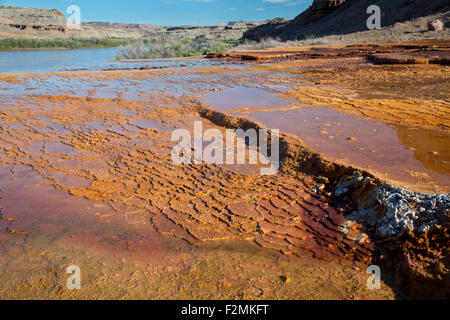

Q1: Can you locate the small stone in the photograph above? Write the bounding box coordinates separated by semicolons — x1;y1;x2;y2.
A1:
417;224;430;233
280;275;291;284
347;137;357;142
216;279;232;289
335;187;349;197
336;172;363;189
429;198;437;208
427;19;444;31
316;184;325;191
434;262;446;274
355;233;368;244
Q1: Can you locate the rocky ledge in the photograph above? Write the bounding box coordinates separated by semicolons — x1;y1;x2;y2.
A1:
0;6;67;33
199;103;450;299
332;171;449;299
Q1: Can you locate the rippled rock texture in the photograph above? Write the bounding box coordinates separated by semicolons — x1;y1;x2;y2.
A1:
0;44;448;298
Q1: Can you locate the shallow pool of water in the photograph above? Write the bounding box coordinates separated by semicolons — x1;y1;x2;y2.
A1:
201;87;292;111
239;106;450;192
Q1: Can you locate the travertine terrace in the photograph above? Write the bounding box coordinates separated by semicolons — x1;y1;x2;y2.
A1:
0;40;448;299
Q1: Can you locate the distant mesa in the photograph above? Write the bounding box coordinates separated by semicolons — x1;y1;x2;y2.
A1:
0;6;67;34
0;5;270;41
1;1;449;43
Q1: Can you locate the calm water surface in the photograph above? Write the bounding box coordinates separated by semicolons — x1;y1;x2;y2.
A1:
0;47;119;74
0;47;234;74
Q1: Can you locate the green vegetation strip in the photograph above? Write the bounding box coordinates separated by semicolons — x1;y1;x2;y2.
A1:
115;39;231;60
0;38;145;50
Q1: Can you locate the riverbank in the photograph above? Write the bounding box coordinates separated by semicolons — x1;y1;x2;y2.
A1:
0;37;144;51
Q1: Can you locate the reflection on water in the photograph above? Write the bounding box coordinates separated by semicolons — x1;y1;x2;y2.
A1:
129;119;173;132
202;87;292;111
239;106;450;191
395;125;450;175
0;48;118;74
0;48;234;74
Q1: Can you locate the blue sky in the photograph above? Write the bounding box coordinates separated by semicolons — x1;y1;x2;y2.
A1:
0;0;312;26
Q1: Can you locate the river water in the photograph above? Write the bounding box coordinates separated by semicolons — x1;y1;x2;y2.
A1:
0;47;231;74
0;47;119;74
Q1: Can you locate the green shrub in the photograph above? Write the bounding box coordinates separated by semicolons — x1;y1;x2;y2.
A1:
115;39;231;60
0;38;142;50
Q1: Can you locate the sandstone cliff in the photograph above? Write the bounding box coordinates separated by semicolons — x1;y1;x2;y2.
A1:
2;3;449;44
244;0;449;41
0;6;68;38
81;21;266;41
0;5;267;41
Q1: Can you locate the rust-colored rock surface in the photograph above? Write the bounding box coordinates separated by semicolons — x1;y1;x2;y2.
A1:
0;40;448;299
383;226;450;299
